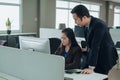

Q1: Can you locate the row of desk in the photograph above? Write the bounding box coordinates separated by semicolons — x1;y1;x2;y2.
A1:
65;72;107;80
64;49;120;80
0;71;107;80
0;46;120;80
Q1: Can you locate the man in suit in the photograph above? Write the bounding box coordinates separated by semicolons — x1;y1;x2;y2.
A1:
71;5;118;75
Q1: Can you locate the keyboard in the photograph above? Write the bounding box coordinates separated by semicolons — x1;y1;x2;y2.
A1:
65;69;81;74
64;77;73;80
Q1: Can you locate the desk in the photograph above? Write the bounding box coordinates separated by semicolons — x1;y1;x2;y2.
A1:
0;33;36;48
0;72;22;80
65;72;107;80
117;50;120;69
0;33;36;36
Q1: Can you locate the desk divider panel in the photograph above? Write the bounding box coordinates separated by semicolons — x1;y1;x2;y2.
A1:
0;46;64;80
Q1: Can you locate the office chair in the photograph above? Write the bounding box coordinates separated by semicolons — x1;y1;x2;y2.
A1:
0;40;7;46
116;26;120;29
115;41;120;48
49;38;61;54
80;53;88;69
80;40;88;69
74;25;85;37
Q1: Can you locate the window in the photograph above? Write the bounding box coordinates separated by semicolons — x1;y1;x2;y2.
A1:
0;0;21;32
114;7;120;28
82;3;100;18
56;0;100;29
56;9;68;29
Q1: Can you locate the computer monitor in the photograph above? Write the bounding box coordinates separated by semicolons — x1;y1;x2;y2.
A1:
19;36;50;54
74;25;85;38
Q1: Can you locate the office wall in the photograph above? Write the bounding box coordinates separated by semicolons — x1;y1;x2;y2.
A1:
70;0;102;3
21;0;120;33
107;2;120;27
107;2;114;27
22;0;56;33
75;0;120;27
100;1;106;23
22;0;37;33
81;0;107;23
40;0;56;28
69;0;107;24
45;0;107;29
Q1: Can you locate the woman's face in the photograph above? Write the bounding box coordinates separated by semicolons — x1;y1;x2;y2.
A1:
61;33;70;46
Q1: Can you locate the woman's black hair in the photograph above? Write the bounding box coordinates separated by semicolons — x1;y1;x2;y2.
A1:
62;28;79;48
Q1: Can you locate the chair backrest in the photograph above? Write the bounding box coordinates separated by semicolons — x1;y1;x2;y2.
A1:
75;37;85;47
116;41;120;48
81;40;87;48
0;40;7;46
80;40;88;69
49;38;61;54
80;53;88;69
74;26;85;38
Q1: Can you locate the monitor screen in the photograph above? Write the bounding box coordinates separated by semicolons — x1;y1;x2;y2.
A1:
74;26;85;38
19;36;50;54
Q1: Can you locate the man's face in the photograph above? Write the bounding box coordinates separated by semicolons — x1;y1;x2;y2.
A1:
72;13;85;27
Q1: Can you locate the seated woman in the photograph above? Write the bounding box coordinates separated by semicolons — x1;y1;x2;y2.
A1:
55;28;82;70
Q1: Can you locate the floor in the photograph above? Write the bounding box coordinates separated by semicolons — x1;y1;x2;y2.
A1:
108;68;120;80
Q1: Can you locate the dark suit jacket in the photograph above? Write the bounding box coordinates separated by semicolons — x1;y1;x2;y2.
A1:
55;45;82;70
84;16;118;74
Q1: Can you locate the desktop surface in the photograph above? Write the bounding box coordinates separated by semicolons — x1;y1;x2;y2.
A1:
64;71;108;80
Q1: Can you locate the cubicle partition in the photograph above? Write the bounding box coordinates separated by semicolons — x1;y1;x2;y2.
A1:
0;46;64;80
110;29;120;44
39;28;62;38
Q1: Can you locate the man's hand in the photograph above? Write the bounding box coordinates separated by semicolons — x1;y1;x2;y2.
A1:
81;47;87;52
81;68;94;74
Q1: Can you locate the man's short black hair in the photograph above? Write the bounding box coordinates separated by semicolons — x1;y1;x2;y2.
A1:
71;5;90;20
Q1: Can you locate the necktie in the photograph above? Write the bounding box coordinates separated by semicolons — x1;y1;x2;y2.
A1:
84;27;89;42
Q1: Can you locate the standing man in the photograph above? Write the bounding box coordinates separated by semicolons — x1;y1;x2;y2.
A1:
71;5;118;74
